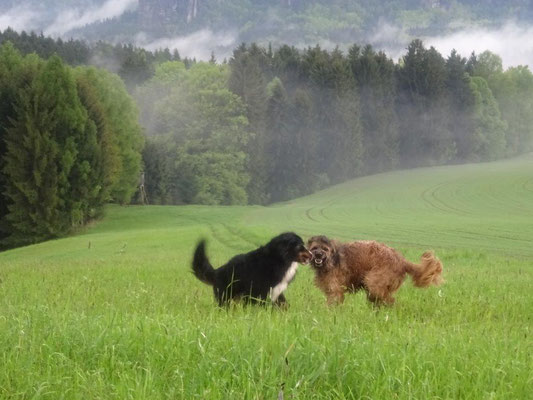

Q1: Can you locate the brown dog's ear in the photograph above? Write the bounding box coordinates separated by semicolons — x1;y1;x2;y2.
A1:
307;236;319;247
330;239;341;266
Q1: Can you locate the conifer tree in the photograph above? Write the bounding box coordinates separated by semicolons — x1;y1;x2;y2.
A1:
397;40;453;166
0;44;145;248
287;88;318;196
74;69;120;218
83;68;144;204
0;43;26;245
2;55;88;245
304;46;362;182
118;45;154;88
228;44;270;204
264;77;291;202
141;137;180;204
349;44;399;173
445;49;476;161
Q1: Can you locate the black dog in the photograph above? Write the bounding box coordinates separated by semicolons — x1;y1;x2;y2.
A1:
192;232;312;306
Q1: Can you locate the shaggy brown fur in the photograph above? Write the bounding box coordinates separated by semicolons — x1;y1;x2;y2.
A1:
307;235;443;305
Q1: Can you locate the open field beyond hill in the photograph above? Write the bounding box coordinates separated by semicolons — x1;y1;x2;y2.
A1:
1;154;532;399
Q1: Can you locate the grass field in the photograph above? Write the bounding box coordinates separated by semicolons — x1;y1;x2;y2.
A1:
1;154;532;399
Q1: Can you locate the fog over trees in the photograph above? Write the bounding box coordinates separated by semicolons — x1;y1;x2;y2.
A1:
1;26;533;248
3;1;533;65
138;39;533;207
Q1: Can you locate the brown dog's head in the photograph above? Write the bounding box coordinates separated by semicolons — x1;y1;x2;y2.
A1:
307;235;340;269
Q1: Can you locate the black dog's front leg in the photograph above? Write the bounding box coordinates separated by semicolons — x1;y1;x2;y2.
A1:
273;293;289;309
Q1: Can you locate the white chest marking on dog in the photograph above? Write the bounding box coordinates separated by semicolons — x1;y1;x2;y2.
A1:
270;262;299;302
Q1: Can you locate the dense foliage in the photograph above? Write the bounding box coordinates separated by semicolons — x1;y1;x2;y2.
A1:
137;61;251;205
2;29;533;246
0;29;183;88
0;43;144;248
138;40;533;206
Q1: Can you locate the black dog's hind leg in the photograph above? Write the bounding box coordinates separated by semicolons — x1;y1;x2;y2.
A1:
214;287;228;307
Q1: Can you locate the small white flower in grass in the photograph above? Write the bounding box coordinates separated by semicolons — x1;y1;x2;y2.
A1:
197;338;205;354
438;289;443;297
295;377;303;389
385;314;389;322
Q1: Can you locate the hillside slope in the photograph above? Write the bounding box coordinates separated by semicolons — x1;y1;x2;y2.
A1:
79;0;533;45
251;152;533;256
1;152;531;263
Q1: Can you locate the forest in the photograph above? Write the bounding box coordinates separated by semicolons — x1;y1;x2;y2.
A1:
139;41;533;205
1;28;533;247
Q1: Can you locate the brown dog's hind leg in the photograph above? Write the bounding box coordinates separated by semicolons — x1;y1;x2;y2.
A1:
366;291;395;306
364;272;400;306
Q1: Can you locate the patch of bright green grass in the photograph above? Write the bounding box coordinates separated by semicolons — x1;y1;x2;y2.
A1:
1;154;532;399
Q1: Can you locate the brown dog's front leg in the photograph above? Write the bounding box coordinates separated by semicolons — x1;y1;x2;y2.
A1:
326;291;344;305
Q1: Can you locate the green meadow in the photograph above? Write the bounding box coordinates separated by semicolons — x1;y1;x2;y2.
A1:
1;154;532;399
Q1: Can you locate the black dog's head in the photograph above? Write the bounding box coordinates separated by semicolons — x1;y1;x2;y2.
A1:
307;235;340;270
267;232;312;264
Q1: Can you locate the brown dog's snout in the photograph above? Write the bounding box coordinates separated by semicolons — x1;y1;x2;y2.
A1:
313;250;325;260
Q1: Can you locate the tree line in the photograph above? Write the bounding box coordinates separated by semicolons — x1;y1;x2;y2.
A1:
0;28;184;88
1;30;533;247
140;41;533;205
0;43;143;248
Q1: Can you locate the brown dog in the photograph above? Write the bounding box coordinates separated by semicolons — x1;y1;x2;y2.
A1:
307;235;443;305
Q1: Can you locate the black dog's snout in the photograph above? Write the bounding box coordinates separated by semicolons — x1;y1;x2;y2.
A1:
302;250;312;261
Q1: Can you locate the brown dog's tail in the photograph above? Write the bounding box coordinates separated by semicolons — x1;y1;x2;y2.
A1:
192;240;216;286
404;251;443;288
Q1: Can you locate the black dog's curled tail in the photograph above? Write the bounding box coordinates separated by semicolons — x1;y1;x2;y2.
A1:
192;240;216;285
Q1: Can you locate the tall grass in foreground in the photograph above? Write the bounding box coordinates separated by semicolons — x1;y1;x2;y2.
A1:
1;251;531;399
0;155;532;399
